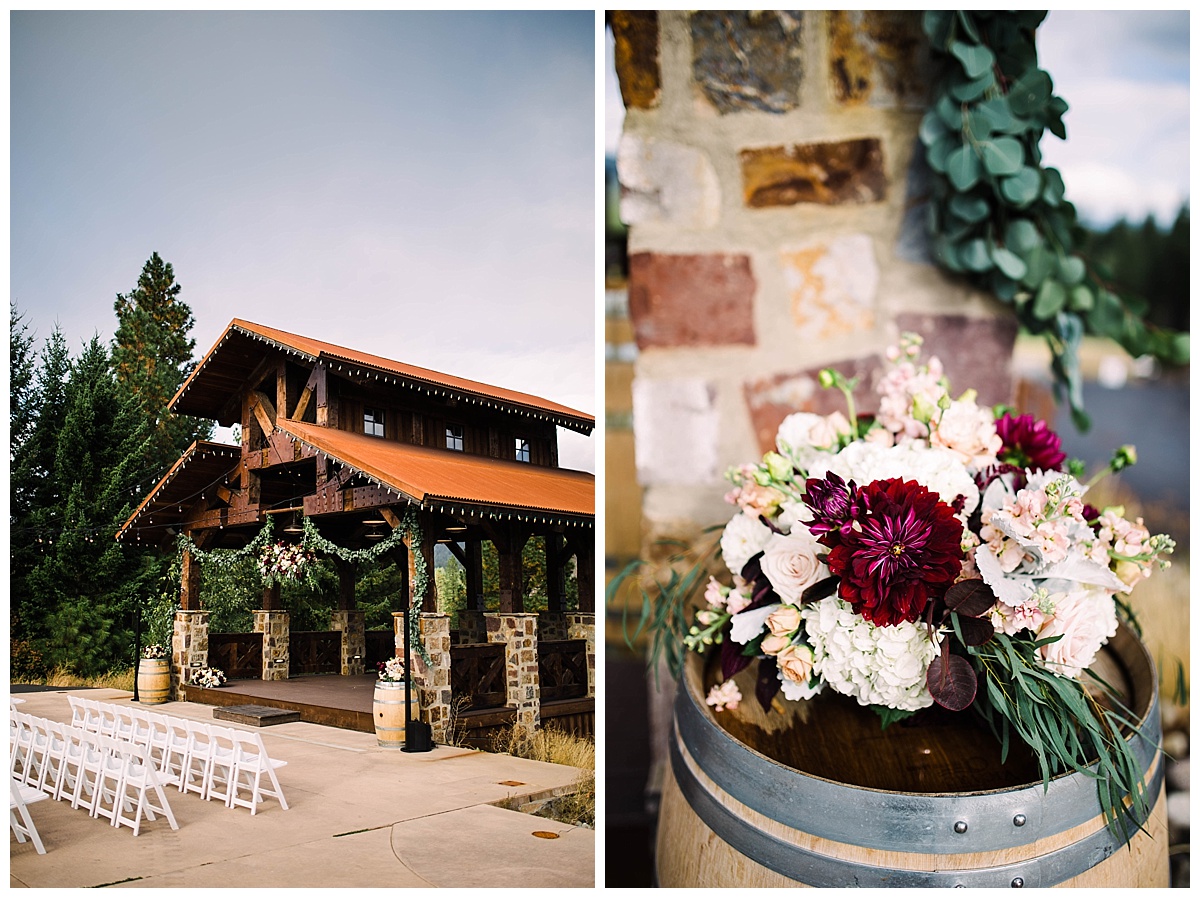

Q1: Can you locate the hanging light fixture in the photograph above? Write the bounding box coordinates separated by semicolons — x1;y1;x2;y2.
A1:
283;512;304;535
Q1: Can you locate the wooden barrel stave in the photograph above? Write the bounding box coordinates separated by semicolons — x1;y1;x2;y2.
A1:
657;622;1168;887
137;659;171;705
373;682;419;748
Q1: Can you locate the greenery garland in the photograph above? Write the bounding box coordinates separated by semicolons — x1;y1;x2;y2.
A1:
177;507;432;665
920;10;1189;429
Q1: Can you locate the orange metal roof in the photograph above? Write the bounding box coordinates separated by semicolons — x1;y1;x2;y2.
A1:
115;440;243;542
278;420;594;521
170;319;595;433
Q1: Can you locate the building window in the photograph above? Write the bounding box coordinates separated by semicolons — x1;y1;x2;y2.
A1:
446;423;464;451
515;438;531;463
364;408;385;437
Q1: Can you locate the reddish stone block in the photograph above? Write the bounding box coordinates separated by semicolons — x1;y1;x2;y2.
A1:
740;139;887;207
743;356;883;456
628;252;757;348
894;313;1018;407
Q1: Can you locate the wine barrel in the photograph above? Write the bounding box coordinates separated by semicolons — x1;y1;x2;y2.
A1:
373;681;419;748
136;659;171;705
657;622;1168;887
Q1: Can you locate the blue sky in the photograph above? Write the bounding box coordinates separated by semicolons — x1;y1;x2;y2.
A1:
11;11;597;471
605;11;1190;227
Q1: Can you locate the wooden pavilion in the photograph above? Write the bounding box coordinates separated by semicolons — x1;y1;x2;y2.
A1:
116;319;595;741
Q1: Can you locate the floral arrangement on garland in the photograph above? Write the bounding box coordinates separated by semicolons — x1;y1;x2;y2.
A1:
377;657;406;683
141;643;168;660
258;541;317;586
192;667;227;688
630;333;1173;838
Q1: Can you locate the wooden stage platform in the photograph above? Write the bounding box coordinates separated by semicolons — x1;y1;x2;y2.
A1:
183;675;594;747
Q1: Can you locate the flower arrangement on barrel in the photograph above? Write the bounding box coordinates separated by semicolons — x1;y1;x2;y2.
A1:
141;643;168;660
377;657;406;683
625;333;1173;839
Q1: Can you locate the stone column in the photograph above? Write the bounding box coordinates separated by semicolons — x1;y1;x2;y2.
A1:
171;610;209;699
566;612;597;698
457;610;487;645
254;610;290;681
409;612;451;744
537;612;568;642
486;612;540;745
331;610;366;675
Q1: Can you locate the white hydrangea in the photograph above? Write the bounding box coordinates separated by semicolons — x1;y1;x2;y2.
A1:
807;441;979;517
720;510;773;576
800;597;942;711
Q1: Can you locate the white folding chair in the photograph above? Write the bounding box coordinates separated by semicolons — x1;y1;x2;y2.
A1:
66;695;87;728
88;735;127;826
10;779;47;854
79;698;104;733
32;720;69;797
229;729;289;815
160;716;191;792
112;742;178;837
125;707;154;750
20;716;53;790
10;713;34;784
69;730;108;812
52;726;88;804
204;725;238;807
180;720;215;799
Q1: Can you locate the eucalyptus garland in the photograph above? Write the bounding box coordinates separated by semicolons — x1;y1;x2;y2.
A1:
920;10;1189;429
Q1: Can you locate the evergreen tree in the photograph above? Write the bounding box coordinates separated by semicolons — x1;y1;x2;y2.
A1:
26;337;157;676
112;252;211;469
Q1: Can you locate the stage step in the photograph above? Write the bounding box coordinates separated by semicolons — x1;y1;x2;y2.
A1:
213;704;302;727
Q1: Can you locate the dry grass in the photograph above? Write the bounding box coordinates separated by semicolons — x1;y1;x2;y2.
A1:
494;723;595;827
35;666;136;691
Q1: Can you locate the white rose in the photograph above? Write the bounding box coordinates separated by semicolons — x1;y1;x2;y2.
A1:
760;528;829;603
1036;587;1118;679
776;413;850;471
720;511;773;577
930;398;1002;470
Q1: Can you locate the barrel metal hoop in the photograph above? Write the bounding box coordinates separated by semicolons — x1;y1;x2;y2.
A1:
676;671;1160;853
669;732;1164;888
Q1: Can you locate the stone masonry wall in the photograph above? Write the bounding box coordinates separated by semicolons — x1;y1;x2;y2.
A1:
565;612;597;698
612;11;1018;546
414;613;451;744
456;610;488;645
254;610;290;682
486;613;540;745
172;610;209;699
330;610;366;676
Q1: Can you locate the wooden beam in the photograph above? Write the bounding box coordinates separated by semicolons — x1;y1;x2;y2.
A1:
292;363;323;421
250;390;276;437
465;540;483;611
275;360;288;426
379;506;402;529
444;540;467;566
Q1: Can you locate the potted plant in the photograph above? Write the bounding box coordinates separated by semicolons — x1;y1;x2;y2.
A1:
137;644;171;705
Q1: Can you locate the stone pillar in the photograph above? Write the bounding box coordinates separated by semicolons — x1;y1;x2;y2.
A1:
406;612;451;744
537;612;568;642
331;610;366;675
171;610;209;699
457;610;487;645
566;612;597;698
254;610;290;681
485;612;540;745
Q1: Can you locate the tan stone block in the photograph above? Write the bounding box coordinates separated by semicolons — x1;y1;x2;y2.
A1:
828;10;930;109
740;139;887;207
782;234;878;342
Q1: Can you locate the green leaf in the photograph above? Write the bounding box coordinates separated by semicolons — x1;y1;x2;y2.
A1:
951;40;996;79
946;144;982;191
948;192;990;223
956;11;981;42
991;246;1027;280
1068;284;1094;311
1042;168;1066;206
1009;68;1053;116
999;166;1041;205
976;96;1023;134
1057;255;1086;286
922;10;954;47
919;111;948;147
925;136;954;173
1021;245;1054;287
951;70;994;103
1033;280;1066;319
963;107;995;139
1005;218;1042;253
936;94;962;130
959;238;993;272
980;137;1024;176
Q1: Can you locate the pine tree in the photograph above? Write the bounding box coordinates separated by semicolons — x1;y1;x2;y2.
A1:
112;252;211;470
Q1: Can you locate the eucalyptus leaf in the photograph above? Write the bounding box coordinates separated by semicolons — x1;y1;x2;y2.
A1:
1057;255;1086;286
919;111;948;147
999;166;1041;205
948;192;990;223
1020;245;1054;287
991;245;1028;280
976;96;1022;134
1068;284;1094;311
922;10;953;46
1033;280;1067;319
1009;68;1053;116
936;93;962;130
951;40;996;79
925;136;954;173
946;144;982;191
959;238;993;272
1005;218;1042;253
980;137;1024;176
956;10;981;42
1043;168;1066;206
951;71;994;103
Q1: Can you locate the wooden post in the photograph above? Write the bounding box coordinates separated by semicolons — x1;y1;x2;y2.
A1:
262;581;281;611
546;533;564;612
180;547;202;611
465;540;483;611
336;558;356;611
405;515;437;613
495;525;528;615
568;532;595;613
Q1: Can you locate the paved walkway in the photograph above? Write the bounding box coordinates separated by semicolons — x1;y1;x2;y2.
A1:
10;688;595;888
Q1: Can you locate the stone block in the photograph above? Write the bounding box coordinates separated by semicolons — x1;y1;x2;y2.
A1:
610;11;660;110
617;134;719;229
628;252;756;348
781;234;878;342
894;313;1018;407
743;356;883;456
740;139;887;207
632;377;719;485
691;11;804;114
828;11;931;108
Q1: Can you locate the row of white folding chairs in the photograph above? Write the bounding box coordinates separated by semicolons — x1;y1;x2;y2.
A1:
66;696;288;815
10;712;177;837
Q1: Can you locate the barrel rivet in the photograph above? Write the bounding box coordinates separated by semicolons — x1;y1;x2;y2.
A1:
1011;877;1024;888
1013;814;1027;827
953;821;968;834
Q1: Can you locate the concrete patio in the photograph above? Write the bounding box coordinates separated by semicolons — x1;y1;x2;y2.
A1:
9;688;595;888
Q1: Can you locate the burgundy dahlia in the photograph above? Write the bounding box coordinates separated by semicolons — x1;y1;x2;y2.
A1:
821;478;964;627
803;471;866;537
994;413;1066;472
